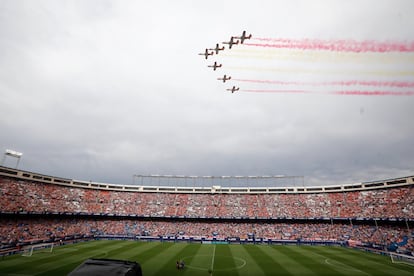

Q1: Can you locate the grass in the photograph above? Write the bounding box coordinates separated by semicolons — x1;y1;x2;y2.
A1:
0;240;413;275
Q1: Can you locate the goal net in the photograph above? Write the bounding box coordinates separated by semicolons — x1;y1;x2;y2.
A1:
390;252;414;266
22;243;54;257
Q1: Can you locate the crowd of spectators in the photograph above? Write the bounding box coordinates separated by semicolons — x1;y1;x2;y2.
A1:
0;176;413;255
0;217;412;255
1;177;413;219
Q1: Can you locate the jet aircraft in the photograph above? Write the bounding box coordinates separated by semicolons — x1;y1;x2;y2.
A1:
227;86;239;93
217;75;231;82
209;44;225;54
222;37;239;49
208;61;222;71
198;48;214;59
235;30;252;44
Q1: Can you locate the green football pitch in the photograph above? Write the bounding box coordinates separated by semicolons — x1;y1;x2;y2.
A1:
1;240;413;275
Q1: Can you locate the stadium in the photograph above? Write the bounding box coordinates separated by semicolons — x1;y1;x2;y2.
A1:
2;0;414;275
0;165;413;275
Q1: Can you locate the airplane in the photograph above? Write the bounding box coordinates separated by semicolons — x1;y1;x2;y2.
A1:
208;61;222;71
217;74;231;82
235;30;252;44
222;37;239;49
226;86;239;93
209;43;225;54
198;48;214;59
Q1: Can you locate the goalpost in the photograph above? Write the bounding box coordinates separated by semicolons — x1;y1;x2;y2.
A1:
22;243;54;257
390;252;414;266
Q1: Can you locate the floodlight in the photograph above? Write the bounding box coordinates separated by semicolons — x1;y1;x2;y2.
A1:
5;149;23;157
1;149;23;168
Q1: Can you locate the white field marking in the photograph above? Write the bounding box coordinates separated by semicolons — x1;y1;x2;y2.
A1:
325;258;370;275
210;245;216;272
183;254;246;272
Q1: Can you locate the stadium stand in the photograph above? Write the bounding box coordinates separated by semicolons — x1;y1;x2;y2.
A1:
0;165;413;256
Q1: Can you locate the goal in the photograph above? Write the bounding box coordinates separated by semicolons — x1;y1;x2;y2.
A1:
22;243;54;257
390;252;414;266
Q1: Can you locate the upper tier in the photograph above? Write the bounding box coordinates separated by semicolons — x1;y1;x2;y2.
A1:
1;166;413;219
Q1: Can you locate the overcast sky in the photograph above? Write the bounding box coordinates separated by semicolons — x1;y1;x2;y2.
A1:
1;0;414;187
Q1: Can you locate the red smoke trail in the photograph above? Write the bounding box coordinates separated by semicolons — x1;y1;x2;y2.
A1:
330;81;414;88
241;89;414;96
332;91;414;96
233;79;414;88
246;38;414;53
